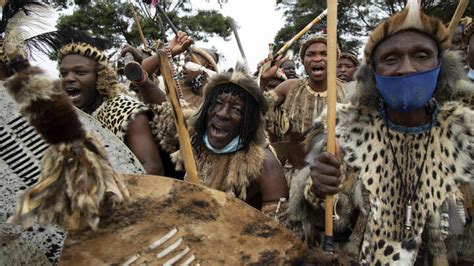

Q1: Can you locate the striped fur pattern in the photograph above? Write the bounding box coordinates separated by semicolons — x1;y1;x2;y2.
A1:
5;64;129;231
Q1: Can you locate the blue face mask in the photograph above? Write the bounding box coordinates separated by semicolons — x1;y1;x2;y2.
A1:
203;134;243;154
374;64;441;112
468;68;474;81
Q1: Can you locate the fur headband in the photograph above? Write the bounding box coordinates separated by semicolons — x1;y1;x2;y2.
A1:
57;42;122;99
299;34;340;61
363;0;450;62
339;52;359;67
203;61;267;114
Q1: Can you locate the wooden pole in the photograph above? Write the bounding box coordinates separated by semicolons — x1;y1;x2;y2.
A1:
447;0;470;36
323;0;337;253
155;4;202;65
130;1;148;49
156;49;199;184
274;9;327;58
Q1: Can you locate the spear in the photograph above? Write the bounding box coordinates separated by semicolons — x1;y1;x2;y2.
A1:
323;0;337;254
274;8;327;58
129;1;148;49
447;0;470;36
155;4;202;65
227;16;247;61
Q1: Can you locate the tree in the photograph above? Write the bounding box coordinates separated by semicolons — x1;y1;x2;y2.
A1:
274;0;472;57
50;0;232;50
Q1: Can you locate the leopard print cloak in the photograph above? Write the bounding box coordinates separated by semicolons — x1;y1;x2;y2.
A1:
92;94;151;142
287;50;474;265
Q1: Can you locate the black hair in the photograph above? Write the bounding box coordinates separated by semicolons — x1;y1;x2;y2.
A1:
192;82;261;152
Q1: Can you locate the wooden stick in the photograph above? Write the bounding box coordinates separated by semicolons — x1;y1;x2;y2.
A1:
155;4;202;65
156;48;199;184
274;9;327;58
130;1;148;49
323;0;337;253
447;0;470;36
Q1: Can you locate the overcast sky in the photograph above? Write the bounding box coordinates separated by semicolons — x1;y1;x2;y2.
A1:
33;0;285;77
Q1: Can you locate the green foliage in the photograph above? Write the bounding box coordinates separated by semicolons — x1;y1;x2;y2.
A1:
51;0;232;50
275;0;472;58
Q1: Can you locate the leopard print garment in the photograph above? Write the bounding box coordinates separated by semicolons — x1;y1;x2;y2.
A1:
302;102;473;264
92;94;150;142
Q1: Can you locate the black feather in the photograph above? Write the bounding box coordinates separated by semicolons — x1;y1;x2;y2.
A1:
0;0;47;33
24;30;109;59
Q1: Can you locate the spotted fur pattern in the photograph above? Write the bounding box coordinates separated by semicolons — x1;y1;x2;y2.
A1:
92;94;151;142
302;101;473;264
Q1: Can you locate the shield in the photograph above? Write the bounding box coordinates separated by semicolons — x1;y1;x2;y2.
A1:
0;87;145;264
60;174;305;265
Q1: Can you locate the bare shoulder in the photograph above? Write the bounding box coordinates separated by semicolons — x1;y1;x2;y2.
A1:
274;78;299;98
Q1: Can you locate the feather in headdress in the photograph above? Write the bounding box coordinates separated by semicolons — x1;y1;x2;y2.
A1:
4;51;129;231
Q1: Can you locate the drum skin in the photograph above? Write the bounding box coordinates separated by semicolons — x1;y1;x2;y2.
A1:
60;174;305;265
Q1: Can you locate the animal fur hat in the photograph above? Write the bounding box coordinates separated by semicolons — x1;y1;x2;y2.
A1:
203;61;268;114
339;52;360;67
57;42;122;99
363;0;450;62
299;34;340;60
191;47;220;73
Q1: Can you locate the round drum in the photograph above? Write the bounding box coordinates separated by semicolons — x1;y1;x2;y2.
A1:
60;174;305;265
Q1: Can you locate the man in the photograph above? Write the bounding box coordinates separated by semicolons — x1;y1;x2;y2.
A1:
259;59;298;91
288;1;474;264
337;52;359;82
260;35;346;178
58;42;165;175
464;19;474;82
153;62;288;212
129;32;219;108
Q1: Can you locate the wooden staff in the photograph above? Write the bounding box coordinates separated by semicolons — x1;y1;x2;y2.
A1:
157;48;199;184
155;4;202;65
129;1;148;49
323;0;337;253
447;0;470;36
274;9;327;58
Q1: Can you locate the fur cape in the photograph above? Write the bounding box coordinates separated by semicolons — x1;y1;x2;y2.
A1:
287;50;474;264
152;62;269;200
5;61;129;231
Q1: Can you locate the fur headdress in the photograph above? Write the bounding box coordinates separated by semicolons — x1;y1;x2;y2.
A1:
191;47;220;73
363;0;450;62
339;52;359;67
203;61;267;114
57;42;122;99
299;34;340;61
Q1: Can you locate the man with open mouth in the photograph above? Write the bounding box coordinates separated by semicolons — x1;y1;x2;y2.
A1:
58;42;165;176
152;62;288;213
260;35;348;184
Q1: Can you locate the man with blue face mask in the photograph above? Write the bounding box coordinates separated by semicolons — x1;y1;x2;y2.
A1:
285;0;474;264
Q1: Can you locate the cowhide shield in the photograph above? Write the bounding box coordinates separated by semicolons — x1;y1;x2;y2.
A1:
60;174;305;265
0;88;145;264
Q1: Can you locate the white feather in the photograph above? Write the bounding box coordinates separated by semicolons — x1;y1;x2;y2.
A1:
400;0;423;31
5;4;55;46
